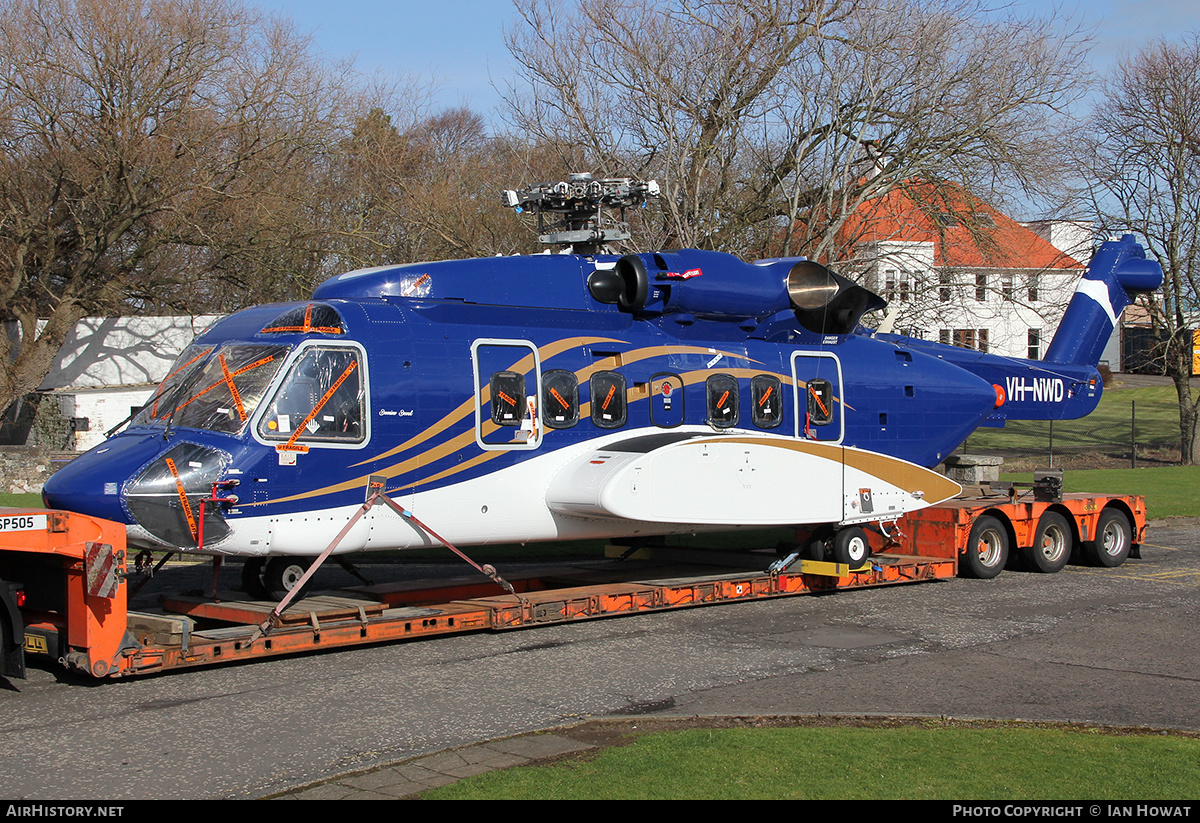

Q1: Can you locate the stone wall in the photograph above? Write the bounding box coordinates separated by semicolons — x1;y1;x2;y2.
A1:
0;447;58;494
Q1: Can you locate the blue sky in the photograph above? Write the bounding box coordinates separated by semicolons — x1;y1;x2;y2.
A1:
255;0;1200;118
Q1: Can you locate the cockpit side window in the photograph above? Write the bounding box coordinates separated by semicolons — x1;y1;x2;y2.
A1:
257;346;366;444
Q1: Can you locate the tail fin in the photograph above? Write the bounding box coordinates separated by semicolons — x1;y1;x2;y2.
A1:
1043;234;1162;366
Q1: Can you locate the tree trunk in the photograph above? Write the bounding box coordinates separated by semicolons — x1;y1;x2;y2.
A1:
1169;337;1198;464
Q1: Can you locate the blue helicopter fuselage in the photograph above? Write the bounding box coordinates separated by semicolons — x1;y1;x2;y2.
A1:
41;237;1159;557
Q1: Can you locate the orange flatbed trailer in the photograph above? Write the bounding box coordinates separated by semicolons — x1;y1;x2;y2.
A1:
0;488;1146;680
893;487;1147;578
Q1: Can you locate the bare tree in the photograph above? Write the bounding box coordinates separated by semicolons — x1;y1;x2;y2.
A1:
501;0;1089;258
330;106;550;264
1079;35;1200;462
0;0;361;413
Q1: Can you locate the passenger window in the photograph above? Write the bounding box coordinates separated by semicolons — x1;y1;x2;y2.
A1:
806;378;834;426
490;371;526;426
542;370;579;429
590;371;627;429
750;375;783;429
706;374;739;428
259;346;365;444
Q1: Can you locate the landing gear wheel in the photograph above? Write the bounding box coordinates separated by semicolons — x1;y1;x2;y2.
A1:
1085;508;1133;568
831;526;871;567
240;558;269;599
263;557;313;600
1022;511;1072;574
961;515;1009;579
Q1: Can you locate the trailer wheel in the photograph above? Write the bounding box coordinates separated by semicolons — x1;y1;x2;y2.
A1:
831;527;870;567
241;558;269;600
1086;508;1132;568
1022;511;1072;574
0;580;25;680
961;515;1008;579
263;557;312;600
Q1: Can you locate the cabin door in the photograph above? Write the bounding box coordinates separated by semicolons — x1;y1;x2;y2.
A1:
791;351;844;443
471;339;542;450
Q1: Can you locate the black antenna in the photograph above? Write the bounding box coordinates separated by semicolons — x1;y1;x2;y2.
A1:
502;173;659;255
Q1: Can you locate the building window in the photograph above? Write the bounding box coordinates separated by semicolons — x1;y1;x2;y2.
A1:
884;269;911;302
1001;273;1014;300
939;272;952;303
949;329;989;352
940;329;951;345
1028;274;1040;303
975;272;988;301
1028;329;1042;360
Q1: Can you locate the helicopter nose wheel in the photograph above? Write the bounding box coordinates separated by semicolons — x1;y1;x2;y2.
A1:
241;556;313;600
241;558;268;599
263;556;313;600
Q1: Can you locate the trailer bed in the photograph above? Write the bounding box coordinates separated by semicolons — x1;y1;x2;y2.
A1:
0;486;1146;679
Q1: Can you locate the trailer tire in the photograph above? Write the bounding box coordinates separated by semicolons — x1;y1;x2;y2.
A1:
0;580;25;680
1022;511;1072;574
1086;508;1132;568
961;515;1008;579
831;527;870;567
263;557;312;600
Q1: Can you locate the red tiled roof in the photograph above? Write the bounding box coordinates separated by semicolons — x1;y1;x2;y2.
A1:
838;183;1084;270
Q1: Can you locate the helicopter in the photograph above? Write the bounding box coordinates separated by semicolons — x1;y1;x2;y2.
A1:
41;174;1162;598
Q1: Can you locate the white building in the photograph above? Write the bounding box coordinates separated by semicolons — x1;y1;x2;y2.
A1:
838;184;1087;361
29;315;216;450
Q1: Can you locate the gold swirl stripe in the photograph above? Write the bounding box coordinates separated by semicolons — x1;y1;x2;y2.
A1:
254;340;780;507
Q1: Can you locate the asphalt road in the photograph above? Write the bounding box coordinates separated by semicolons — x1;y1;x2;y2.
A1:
1;520;1197;800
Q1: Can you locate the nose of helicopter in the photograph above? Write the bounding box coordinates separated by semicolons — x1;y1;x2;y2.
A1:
42;433;161;526
43;435;233;549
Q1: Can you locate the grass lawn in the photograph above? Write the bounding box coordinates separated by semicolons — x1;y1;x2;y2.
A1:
420;721;1200;800
0;493;42;509
965;383;1183;461
1001;465;1200;519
